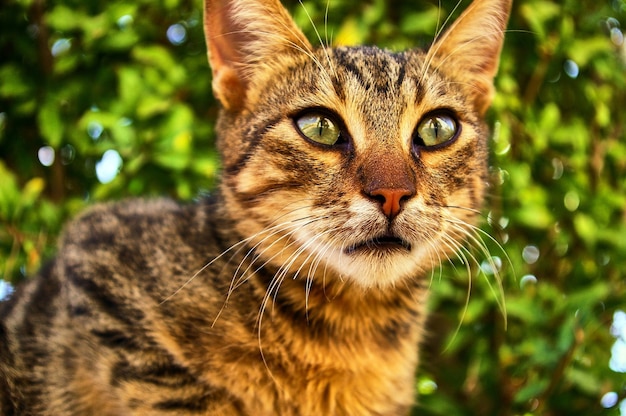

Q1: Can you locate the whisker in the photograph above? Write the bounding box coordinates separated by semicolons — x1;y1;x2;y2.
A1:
439;232;474;352
159;237;252;305
418;0;464;95
443;205;512;270
289;228;336;313
255;267;285;384
424;240;444;290
209;209;325;325
253;223;332;366
298;0;324;48
229;215;326;295
444;219;508;325
324;0;331;47
437;225;501;353
209;221;308;326
214;28;329;81
296;1;337;79
435;0;465;41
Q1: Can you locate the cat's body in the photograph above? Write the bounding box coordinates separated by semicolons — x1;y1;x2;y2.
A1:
0;0;511;414
0;197;424;415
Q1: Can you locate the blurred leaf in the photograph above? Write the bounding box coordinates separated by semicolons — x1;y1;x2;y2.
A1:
565;367;601;395
334;18;364;46
47;5;86;31
400;8;440;36
520;1;561;40
132;45;177;73
21;178;45;207
37;96;64;147
515;378;549;403
568;37;613;67
0;162;19;219
0;65;32;98
573;213;598;247
101;31;140;51
136;95;171;119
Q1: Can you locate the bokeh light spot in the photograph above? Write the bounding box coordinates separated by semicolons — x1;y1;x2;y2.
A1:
167;24;187;45
38;146;55;167
95;150;123;184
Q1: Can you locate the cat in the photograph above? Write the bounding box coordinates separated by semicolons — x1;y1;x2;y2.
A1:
0;0;511;414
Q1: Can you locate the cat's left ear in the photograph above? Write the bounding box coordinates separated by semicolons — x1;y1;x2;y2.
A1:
430;0;512;114
203;0;312;111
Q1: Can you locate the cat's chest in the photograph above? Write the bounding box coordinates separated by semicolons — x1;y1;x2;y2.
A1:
215;339;419;415
193;280;424;415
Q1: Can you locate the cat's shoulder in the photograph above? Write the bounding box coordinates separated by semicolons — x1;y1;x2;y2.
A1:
68;197;184;228
63;198;182;238
59;197;217;255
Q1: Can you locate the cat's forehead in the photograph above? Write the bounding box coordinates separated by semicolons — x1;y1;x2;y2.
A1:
329;46;412;91
307;45;447;102
303;46;454;117
330;46;415;67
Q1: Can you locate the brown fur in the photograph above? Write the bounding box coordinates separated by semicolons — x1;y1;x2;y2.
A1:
0;0;511;414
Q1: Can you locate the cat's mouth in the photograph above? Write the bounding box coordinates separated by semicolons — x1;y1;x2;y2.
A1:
345;234;412;255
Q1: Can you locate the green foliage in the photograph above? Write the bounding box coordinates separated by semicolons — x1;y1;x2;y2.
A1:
1;0;625;414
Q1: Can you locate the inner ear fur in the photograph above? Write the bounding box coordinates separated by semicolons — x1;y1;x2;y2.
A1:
203;0;313;110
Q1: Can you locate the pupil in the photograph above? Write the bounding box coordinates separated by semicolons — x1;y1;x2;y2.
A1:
317;118;327;137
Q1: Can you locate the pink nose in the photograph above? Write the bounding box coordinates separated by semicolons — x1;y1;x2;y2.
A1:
368;188;413;219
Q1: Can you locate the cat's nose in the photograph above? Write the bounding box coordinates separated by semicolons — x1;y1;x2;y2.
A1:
358;149;416;220
368;188;414;219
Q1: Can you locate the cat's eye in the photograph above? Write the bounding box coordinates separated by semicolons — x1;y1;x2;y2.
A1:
415;114;458;147
295;113;342;146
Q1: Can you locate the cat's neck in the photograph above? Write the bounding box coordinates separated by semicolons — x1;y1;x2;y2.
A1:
226;265;427;414
250;261;428;346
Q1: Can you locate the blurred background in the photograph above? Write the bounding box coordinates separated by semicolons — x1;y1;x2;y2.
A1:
0;0;625;414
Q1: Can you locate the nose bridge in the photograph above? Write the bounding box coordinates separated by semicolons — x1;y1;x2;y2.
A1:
347;66;416;218
359;142;416;219
360;146;413;191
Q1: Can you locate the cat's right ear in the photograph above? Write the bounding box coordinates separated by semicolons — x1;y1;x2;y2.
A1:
203;0;312;111
429;0;512;115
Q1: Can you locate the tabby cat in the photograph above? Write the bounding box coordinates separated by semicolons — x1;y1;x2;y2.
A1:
0;0;511;414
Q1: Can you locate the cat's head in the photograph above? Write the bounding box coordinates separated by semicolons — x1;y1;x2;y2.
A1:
203;0;511;289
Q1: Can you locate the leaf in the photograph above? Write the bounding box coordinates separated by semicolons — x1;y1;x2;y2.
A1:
539;102;561;132
400;8;439;36
514;378;550;403
46;5;85;31
132;45;176;72
37;96;64;147
334;18;364;46
21;178;45;207
514;206;554;229
100;31;140;51
0;65;31;98
136;95;171;119
0;162;19;219
573;213;597;247
568;38;613;67
519;1;561;40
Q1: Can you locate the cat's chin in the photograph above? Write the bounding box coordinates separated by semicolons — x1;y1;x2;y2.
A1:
321;241;432;289
286;227;431;289
344;235;412;255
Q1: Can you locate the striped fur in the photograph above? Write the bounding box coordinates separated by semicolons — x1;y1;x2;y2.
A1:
0;0;511;414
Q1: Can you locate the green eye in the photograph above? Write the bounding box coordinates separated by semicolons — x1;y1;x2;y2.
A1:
416;114;457;147
296;113;342;146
